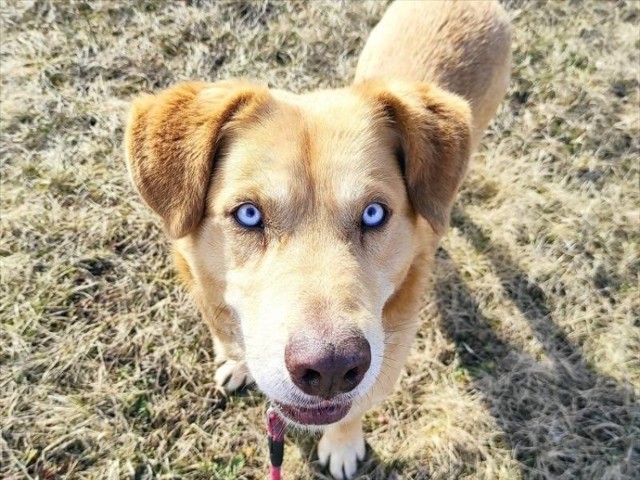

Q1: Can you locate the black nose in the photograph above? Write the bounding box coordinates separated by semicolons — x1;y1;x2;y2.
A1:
285;332;371;399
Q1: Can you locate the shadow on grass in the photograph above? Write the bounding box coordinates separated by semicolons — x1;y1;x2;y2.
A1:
284;207;639;479
433;208;639;478
224;207;637;480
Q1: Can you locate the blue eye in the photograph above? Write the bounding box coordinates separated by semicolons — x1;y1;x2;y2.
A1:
362;202;387;228
234;203;263;228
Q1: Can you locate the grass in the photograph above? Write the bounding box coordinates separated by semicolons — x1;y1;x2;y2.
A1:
1;0;638;478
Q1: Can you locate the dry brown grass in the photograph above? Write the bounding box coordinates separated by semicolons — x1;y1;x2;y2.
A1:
1;1;638;479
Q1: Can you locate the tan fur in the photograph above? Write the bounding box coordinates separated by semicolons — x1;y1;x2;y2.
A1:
125;81;271;239
355;0;512;151
124;2;510;478
356;79;471;234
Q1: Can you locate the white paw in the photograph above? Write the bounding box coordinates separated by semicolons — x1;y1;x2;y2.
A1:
214;359;253;391
317;428;366;480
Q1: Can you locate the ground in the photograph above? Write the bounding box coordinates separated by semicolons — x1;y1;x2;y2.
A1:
1;0;638;479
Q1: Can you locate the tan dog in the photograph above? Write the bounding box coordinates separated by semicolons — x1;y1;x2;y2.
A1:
125;2;510;478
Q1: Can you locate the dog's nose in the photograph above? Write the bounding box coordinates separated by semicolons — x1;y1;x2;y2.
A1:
285;333;371;398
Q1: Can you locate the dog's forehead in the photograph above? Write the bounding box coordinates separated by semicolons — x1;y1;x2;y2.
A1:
218;88;399;204
303;91;400;203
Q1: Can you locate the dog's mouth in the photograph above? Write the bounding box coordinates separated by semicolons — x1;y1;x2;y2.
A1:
273;399;351;426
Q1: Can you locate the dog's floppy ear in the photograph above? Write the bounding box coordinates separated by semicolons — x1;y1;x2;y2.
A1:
125;81;270;239
357;80;472;235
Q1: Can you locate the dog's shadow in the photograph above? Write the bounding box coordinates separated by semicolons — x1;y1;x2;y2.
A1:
427;208;638;478
286;207;637;479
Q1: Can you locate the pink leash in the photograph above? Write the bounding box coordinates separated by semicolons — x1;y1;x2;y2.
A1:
267;406;286;480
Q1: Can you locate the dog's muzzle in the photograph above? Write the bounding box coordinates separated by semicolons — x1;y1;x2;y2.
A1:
284;330;371;399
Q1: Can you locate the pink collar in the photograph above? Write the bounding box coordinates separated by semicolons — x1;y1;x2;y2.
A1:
267;406;286;479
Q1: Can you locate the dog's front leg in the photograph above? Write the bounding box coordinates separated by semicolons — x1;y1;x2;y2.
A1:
210;332;253;392
196;294;254;392
172;249;253;391
318;415;366;480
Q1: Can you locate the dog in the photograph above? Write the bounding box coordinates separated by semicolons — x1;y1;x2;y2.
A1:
124;1;510;478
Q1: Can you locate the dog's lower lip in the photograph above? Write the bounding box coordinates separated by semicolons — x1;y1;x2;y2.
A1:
274;400;351;425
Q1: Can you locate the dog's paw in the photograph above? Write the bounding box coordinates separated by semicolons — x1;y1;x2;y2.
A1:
317;425;366;480
214;359;253;392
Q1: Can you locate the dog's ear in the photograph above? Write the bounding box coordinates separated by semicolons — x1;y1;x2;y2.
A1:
125;81;270;239
356;80;471;235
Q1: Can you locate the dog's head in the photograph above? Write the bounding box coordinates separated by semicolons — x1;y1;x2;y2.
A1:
125;79;470;426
